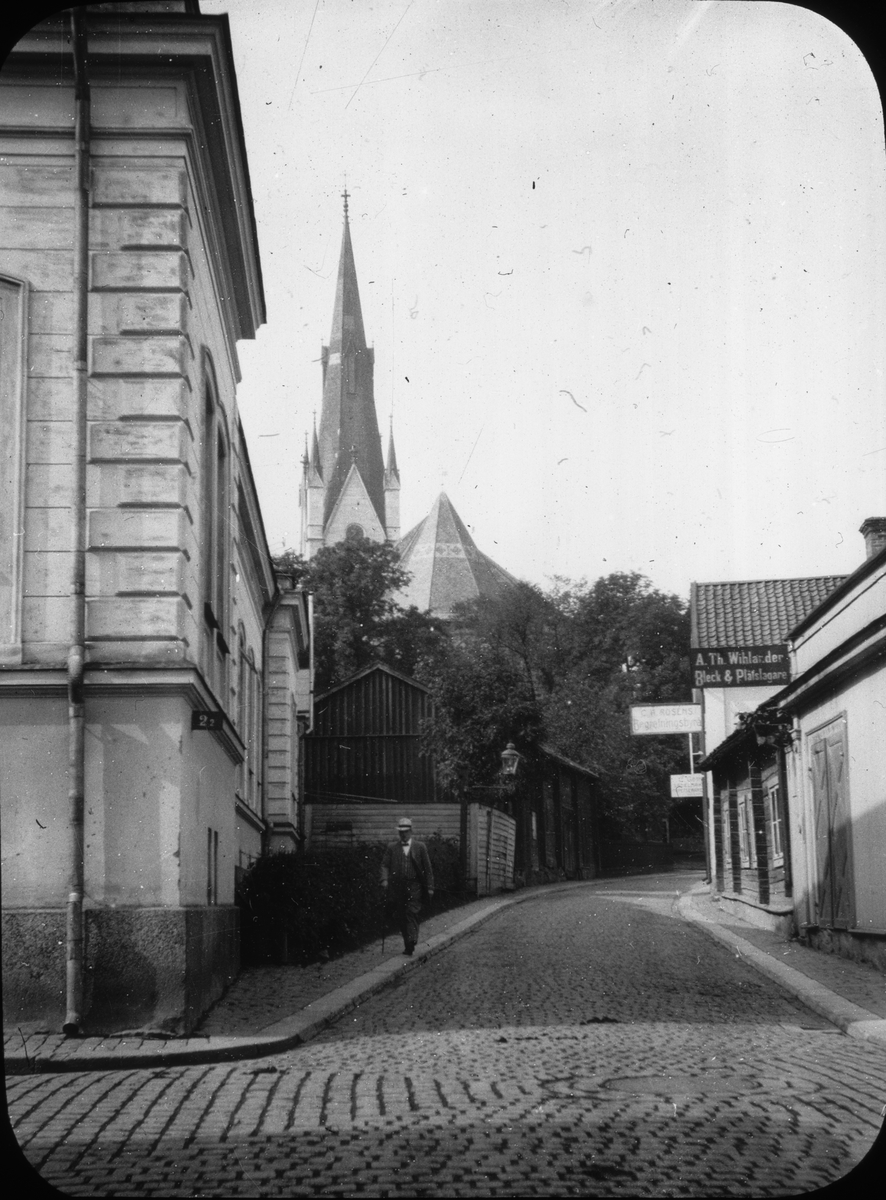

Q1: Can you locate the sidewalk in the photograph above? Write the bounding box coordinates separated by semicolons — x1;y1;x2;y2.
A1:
5;878;885;1075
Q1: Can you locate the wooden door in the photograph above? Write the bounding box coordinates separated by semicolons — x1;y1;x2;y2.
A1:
810;717;853;929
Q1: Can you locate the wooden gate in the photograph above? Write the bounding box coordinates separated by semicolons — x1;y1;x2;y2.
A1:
810;716;854;929
466;803;516;896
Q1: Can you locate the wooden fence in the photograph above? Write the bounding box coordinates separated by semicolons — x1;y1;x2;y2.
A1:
304;801;515;897
466;804;516;896
305;803;461;853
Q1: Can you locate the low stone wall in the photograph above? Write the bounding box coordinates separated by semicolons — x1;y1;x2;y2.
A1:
3;905;239;1035
801;926;886;974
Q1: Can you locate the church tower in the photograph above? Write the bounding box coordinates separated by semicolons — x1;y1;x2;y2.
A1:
300;192;399;557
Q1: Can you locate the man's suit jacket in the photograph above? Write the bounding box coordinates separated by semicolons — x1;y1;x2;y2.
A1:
381;839;434;901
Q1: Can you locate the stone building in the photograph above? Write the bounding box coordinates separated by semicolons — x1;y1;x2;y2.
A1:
1;2;311;1035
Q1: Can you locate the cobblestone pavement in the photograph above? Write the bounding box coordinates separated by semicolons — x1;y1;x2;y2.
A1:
8;878;886;1196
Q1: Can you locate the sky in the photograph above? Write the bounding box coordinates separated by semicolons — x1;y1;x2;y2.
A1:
200;0;886;601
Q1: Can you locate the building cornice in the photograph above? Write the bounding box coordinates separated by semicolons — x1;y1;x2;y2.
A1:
0;665;245;763
5;11;265;343
235;796;266;834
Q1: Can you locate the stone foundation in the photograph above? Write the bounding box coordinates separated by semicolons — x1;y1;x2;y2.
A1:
2;905;239;1035
800;925;886;974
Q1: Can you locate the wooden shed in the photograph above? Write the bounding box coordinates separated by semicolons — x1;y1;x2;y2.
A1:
304;663;442;806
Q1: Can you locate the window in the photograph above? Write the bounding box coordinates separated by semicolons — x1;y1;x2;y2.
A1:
236;632;262;813
207;827;219;905
737;788;757;869
765;783;784;864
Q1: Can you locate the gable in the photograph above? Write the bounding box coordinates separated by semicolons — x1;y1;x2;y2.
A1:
324;464;386;545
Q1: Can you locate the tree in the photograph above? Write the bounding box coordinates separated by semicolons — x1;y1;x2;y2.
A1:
432;570;691;837
540;573;691;837
274;536;446;693
416;642;543;792
450;581;564;701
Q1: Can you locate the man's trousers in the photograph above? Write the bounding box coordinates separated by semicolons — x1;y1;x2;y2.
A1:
388;880;423;951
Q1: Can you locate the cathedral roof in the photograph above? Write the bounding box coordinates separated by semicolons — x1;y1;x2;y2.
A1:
317;194;386;531
396;492;518;618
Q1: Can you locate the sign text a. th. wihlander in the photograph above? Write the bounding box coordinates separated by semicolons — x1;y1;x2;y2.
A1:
692;645;789;689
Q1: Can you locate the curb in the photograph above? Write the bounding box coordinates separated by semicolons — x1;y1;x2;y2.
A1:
678;885;886;1049
12;876;881;1074
5;883;583;1075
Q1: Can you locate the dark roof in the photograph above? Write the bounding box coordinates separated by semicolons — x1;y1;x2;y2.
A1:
317;211;386;529
691;576;845;646
313;660;429;703
538;743;600;781
396;492;518;618
696;721;755;771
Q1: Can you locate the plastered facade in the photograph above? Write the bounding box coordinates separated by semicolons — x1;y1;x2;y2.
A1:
0;8;311;1033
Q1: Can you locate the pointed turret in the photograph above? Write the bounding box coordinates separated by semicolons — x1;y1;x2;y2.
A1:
384;420;401;543
300;416;326;556
316;190;386;536
384;422;399;484
309;416;322;483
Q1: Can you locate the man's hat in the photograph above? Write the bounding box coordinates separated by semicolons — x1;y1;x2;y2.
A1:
397;817;413;830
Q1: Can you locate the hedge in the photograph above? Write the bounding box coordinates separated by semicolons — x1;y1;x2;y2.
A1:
237;832;463;965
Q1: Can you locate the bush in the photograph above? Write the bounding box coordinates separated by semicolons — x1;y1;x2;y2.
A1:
237;833;465;965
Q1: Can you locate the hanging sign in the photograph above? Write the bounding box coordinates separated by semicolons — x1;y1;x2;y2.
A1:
691;645;788;689
670;773;705;798
630;703;702;735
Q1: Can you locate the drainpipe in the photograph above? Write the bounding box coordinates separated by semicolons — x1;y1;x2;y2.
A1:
64;8;90;1036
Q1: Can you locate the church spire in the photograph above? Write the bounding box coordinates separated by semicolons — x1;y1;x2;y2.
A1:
315;192;386;539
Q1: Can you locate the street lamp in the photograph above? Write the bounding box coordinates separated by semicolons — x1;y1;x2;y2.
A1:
500;742;521;777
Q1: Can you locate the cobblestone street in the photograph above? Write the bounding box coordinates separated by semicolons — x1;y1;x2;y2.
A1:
8;877;886;1196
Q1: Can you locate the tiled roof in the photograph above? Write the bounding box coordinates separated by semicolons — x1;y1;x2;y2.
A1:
396;492;517;618
691;576;846;647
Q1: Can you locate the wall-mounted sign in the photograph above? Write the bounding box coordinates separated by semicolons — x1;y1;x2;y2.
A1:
630;703;703;735
670;773;705;798
691;645;789;689
191;710;224;730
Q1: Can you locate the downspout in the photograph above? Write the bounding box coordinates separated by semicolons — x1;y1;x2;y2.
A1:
64;8;90;1036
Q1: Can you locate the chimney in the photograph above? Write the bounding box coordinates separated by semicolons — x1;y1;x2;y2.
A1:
859;517;886;560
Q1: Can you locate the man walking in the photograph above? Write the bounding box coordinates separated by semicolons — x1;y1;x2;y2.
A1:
381;817;434;956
